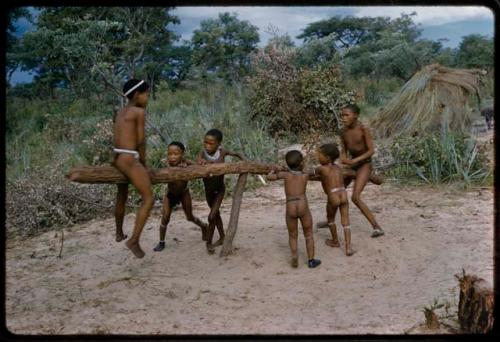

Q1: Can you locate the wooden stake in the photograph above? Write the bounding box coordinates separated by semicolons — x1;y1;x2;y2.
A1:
455;270;494;333
220;173;248;257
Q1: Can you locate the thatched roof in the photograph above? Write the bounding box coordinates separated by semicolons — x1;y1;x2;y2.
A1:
370;64;484;138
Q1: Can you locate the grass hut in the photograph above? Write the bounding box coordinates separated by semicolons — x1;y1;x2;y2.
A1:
370;64;485;139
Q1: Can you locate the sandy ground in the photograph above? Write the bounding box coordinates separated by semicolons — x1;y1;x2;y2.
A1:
5;175;494;335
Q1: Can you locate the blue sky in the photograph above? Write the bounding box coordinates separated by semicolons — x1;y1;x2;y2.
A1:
10;6;494;84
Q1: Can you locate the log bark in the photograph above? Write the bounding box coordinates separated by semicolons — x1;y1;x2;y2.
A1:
220;173;248;257
455;270;494;333
66;162;383;185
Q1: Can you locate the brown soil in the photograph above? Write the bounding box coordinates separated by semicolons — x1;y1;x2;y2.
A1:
6;178;493;335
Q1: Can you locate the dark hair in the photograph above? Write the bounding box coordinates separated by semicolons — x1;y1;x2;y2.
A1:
285;150;303;169
319;143;339;162
168;141;185;152
342;103;360;115
123;79;150;100
205;128;223;142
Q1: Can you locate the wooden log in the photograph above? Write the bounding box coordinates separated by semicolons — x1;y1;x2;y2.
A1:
455;270;494;333
220;173;248;257
66;162;383;185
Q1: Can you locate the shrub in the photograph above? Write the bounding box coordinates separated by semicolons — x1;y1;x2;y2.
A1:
388;129;490;187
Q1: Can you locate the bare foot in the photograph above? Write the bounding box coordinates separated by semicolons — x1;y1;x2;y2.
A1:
206;243;215;254
291;256;298;268
345;247;356;256
316;221;329;229
126;239;145;258
115;233;128;242
325;239;340;247
213;237;224;247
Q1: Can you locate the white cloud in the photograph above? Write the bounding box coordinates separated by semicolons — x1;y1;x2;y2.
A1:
172;6;494;45
353;6;493;25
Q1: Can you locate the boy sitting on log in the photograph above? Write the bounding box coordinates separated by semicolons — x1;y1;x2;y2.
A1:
197;129;246;254
339;104;384;237
267;150;321;268
112;79;153;258
314;143;355;256
153;141;209;252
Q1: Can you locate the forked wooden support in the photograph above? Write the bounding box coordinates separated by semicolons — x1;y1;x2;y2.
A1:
220;173;248;257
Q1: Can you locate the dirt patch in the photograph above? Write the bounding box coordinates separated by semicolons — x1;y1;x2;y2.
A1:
6;179;493;335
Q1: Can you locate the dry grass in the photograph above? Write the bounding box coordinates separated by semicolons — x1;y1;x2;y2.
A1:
370;64;484;138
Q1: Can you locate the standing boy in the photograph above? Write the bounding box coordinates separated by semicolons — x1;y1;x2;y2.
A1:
112;79;153;258
153;141;208;251
197;129;245;254
314;143;355;256
339;104;384;237
267;150;321;268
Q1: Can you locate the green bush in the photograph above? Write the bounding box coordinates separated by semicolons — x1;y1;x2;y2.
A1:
388;129;490;187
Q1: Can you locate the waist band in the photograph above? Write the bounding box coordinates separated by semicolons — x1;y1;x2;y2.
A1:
330;187;346;193
113;148;139;160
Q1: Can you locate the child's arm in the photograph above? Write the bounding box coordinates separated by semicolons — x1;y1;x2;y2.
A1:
136;109;146;165
183;159;195;166
350;126;375;165
339;134;355;166
223;148;246;161
196;151;207;165
266;169;287;181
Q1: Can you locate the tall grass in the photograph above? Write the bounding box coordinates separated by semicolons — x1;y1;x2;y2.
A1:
146;83;279;198
389;128;490;188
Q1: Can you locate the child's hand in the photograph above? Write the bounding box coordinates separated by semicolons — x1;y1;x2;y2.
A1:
198;159;207;165
341;157;352;165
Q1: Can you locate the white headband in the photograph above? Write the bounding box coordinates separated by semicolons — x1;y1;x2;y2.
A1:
124;80;145;97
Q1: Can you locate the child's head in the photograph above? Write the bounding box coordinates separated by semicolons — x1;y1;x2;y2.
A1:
204;128;223;154
285;150;304;171
167;141;185;166
341;103;360;127
317;143;339;165
123;79;150;107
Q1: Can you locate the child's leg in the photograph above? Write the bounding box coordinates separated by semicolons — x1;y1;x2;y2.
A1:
300;209;321;268
154;192;172;252
213;214;225;246
285;211;299;267
209;189;226;247
114;183;128;242
325;197;340;247
339;198;355;256
114;156;154;258
181;190;208;241
351;163;382;234
205;190;224;253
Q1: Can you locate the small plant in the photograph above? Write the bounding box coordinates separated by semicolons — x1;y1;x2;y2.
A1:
422;298;445;330
388;128;490;187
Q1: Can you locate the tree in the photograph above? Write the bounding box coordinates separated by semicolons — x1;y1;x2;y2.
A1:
297;13;421;51
191;12;259;82
6;7;33;82
11;7;180;100
456;34;493;69
294;34;339;68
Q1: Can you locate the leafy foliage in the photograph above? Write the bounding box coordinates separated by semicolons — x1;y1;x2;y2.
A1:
388;129;490;186
191;12;260;82
247;39;355;136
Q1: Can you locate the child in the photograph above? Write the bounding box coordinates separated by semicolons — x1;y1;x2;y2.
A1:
339;104;384;237
267;150;321;268
314;143;355;256
153;141;209;252
112;79;153;258
196;129;245;254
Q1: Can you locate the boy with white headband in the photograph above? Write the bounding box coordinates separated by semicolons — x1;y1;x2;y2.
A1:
196;129;246;254
112;78;153;258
